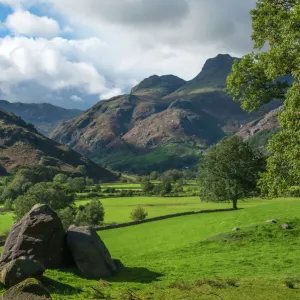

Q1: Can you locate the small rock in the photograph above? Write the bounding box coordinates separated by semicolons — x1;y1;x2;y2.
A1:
2;278;52;299
232;227;240;231
1;257;45;288
281;224;292;230
266;219;277;223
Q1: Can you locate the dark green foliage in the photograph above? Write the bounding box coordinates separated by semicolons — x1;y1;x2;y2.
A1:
198;136;265;209
67;177;86;193
58;206;77;229
14;182;74;220
75;200;105;226
53;173;68;184
3;198;13;211
141;180;155;195
149;171;159;181
226;0;300;197
247;129;279;151
130;206;148;221
154;180;173;197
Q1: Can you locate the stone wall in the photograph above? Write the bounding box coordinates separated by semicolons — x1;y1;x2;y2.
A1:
95;208;236;231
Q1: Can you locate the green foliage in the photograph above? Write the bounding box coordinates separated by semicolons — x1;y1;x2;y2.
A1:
67;177;86;193
75;200;104;226
3;198;13;211
149;171;159;181
226;0;300;197
198;136;265;209
130;206;148;221
14;182;74;220
53;173;68;184
57;206;77;229
141;180;155;195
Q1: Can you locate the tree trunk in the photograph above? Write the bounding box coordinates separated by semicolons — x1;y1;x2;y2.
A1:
232;199;238;210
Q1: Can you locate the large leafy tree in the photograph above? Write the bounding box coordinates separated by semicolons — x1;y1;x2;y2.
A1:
226;0;300;197
198;136;265;209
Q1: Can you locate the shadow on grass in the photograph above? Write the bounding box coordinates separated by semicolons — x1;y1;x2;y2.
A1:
108;267;163;284
41;276;83;296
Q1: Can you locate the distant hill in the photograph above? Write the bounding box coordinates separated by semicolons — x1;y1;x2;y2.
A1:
0;109;116;181
51;54;281;174
0;100;82;136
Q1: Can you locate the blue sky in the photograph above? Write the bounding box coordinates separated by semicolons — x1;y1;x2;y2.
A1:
0;0;256;109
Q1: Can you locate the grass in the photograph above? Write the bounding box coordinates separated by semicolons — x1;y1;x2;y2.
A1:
2;198;300;299
0;212;13;236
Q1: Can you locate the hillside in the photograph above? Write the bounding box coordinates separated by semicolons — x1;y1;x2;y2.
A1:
0;100;82;136
51;54;280;174
237;106;282;150
0;109;116;181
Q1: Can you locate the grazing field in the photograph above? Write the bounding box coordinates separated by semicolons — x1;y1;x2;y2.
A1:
2;198;300;299
0;213;14;236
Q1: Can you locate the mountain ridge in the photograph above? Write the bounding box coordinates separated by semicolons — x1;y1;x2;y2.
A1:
50;54;281;173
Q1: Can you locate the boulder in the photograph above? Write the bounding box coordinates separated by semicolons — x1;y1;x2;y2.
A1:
2;278;51;299
232;227;240;231
1;257;45;288
281;224;292;230
266;219;277;223
66;225;118;279
0;204;65;269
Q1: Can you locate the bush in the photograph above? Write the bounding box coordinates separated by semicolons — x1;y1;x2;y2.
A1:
3;198;13;211
75;200;105;226
130;206;148;221
141;180;155;195
53;173;68;184
68;177;86;193
120;190;134;197
58;206;77;229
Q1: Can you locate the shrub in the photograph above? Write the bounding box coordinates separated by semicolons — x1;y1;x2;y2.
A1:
68;177;86;193
3;198;13;211
53;173;68;184
58;206;77;229
75;200;105;226
130;206;148;221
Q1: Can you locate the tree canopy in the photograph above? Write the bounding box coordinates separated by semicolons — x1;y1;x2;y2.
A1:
226;0;300;197
198;136;265;209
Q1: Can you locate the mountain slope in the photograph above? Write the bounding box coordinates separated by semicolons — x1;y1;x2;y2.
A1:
51;54;281;174
0;109;116;181
237;106;282;150
0;100;82;136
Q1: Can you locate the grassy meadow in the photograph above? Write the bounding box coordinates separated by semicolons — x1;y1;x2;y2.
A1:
1;181;300;299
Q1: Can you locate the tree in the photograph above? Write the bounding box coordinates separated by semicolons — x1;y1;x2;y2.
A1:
53;173;68;184
67;177;86;193
226;0;300;197
75;200;105;226
14;182;74;220
149;171;159;181
198;136;265;209
130;206;148;221
141;180;155;195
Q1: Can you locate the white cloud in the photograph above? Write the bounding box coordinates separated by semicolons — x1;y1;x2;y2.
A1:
0;0;258;109
70;95;83;102
5;10;61;38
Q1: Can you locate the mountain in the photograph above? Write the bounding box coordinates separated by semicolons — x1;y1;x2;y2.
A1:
131;75;186;98
0;109;116;181
0;100;82;136
51;54;281;174
236;106;282;150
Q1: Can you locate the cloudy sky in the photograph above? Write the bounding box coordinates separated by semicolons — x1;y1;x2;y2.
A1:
0;0;257;109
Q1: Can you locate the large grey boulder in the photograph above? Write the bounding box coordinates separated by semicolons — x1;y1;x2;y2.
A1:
2;278;51;299
66;225;118;279
1;257;45;288
0;204;65;269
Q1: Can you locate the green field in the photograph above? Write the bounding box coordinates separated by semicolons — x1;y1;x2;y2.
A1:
0;213;14;237
1;198;300;299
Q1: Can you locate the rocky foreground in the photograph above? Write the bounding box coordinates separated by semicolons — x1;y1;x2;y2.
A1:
0;204;122;299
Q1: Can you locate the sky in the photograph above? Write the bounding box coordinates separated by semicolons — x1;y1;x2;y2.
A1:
0;0;257;109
